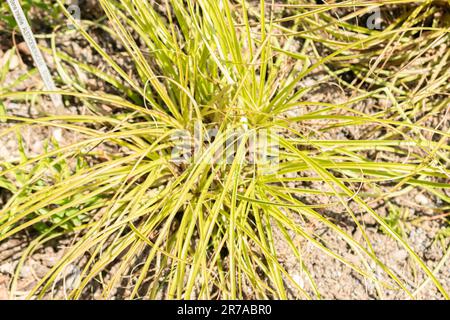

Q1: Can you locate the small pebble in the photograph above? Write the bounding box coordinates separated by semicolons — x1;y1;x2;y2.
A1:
415;193;429;206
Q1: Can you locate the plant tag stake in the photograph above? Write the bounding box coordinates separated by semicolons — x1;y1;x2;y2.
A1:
6;0;63;109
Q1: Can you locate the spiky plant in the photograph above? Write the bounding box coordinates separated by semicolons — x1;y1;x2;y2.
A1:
0;0;449;299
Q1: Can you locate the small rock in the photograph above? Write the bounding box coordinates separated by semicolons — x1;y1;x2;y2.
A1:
17;42;31;56
0;262;17;275
31;140;44;155
292;274;305;289
415;193;429;206
53;128;63;143
19;265;33;278
392;250;408;262
0;49;19;71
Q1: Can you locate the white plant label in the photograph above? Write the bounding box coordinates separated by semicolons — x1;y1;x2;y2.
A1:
6;0;63;109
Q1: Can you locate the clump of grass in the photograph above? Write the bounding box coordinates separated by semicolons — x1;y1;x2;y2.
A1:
0;0;449;299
